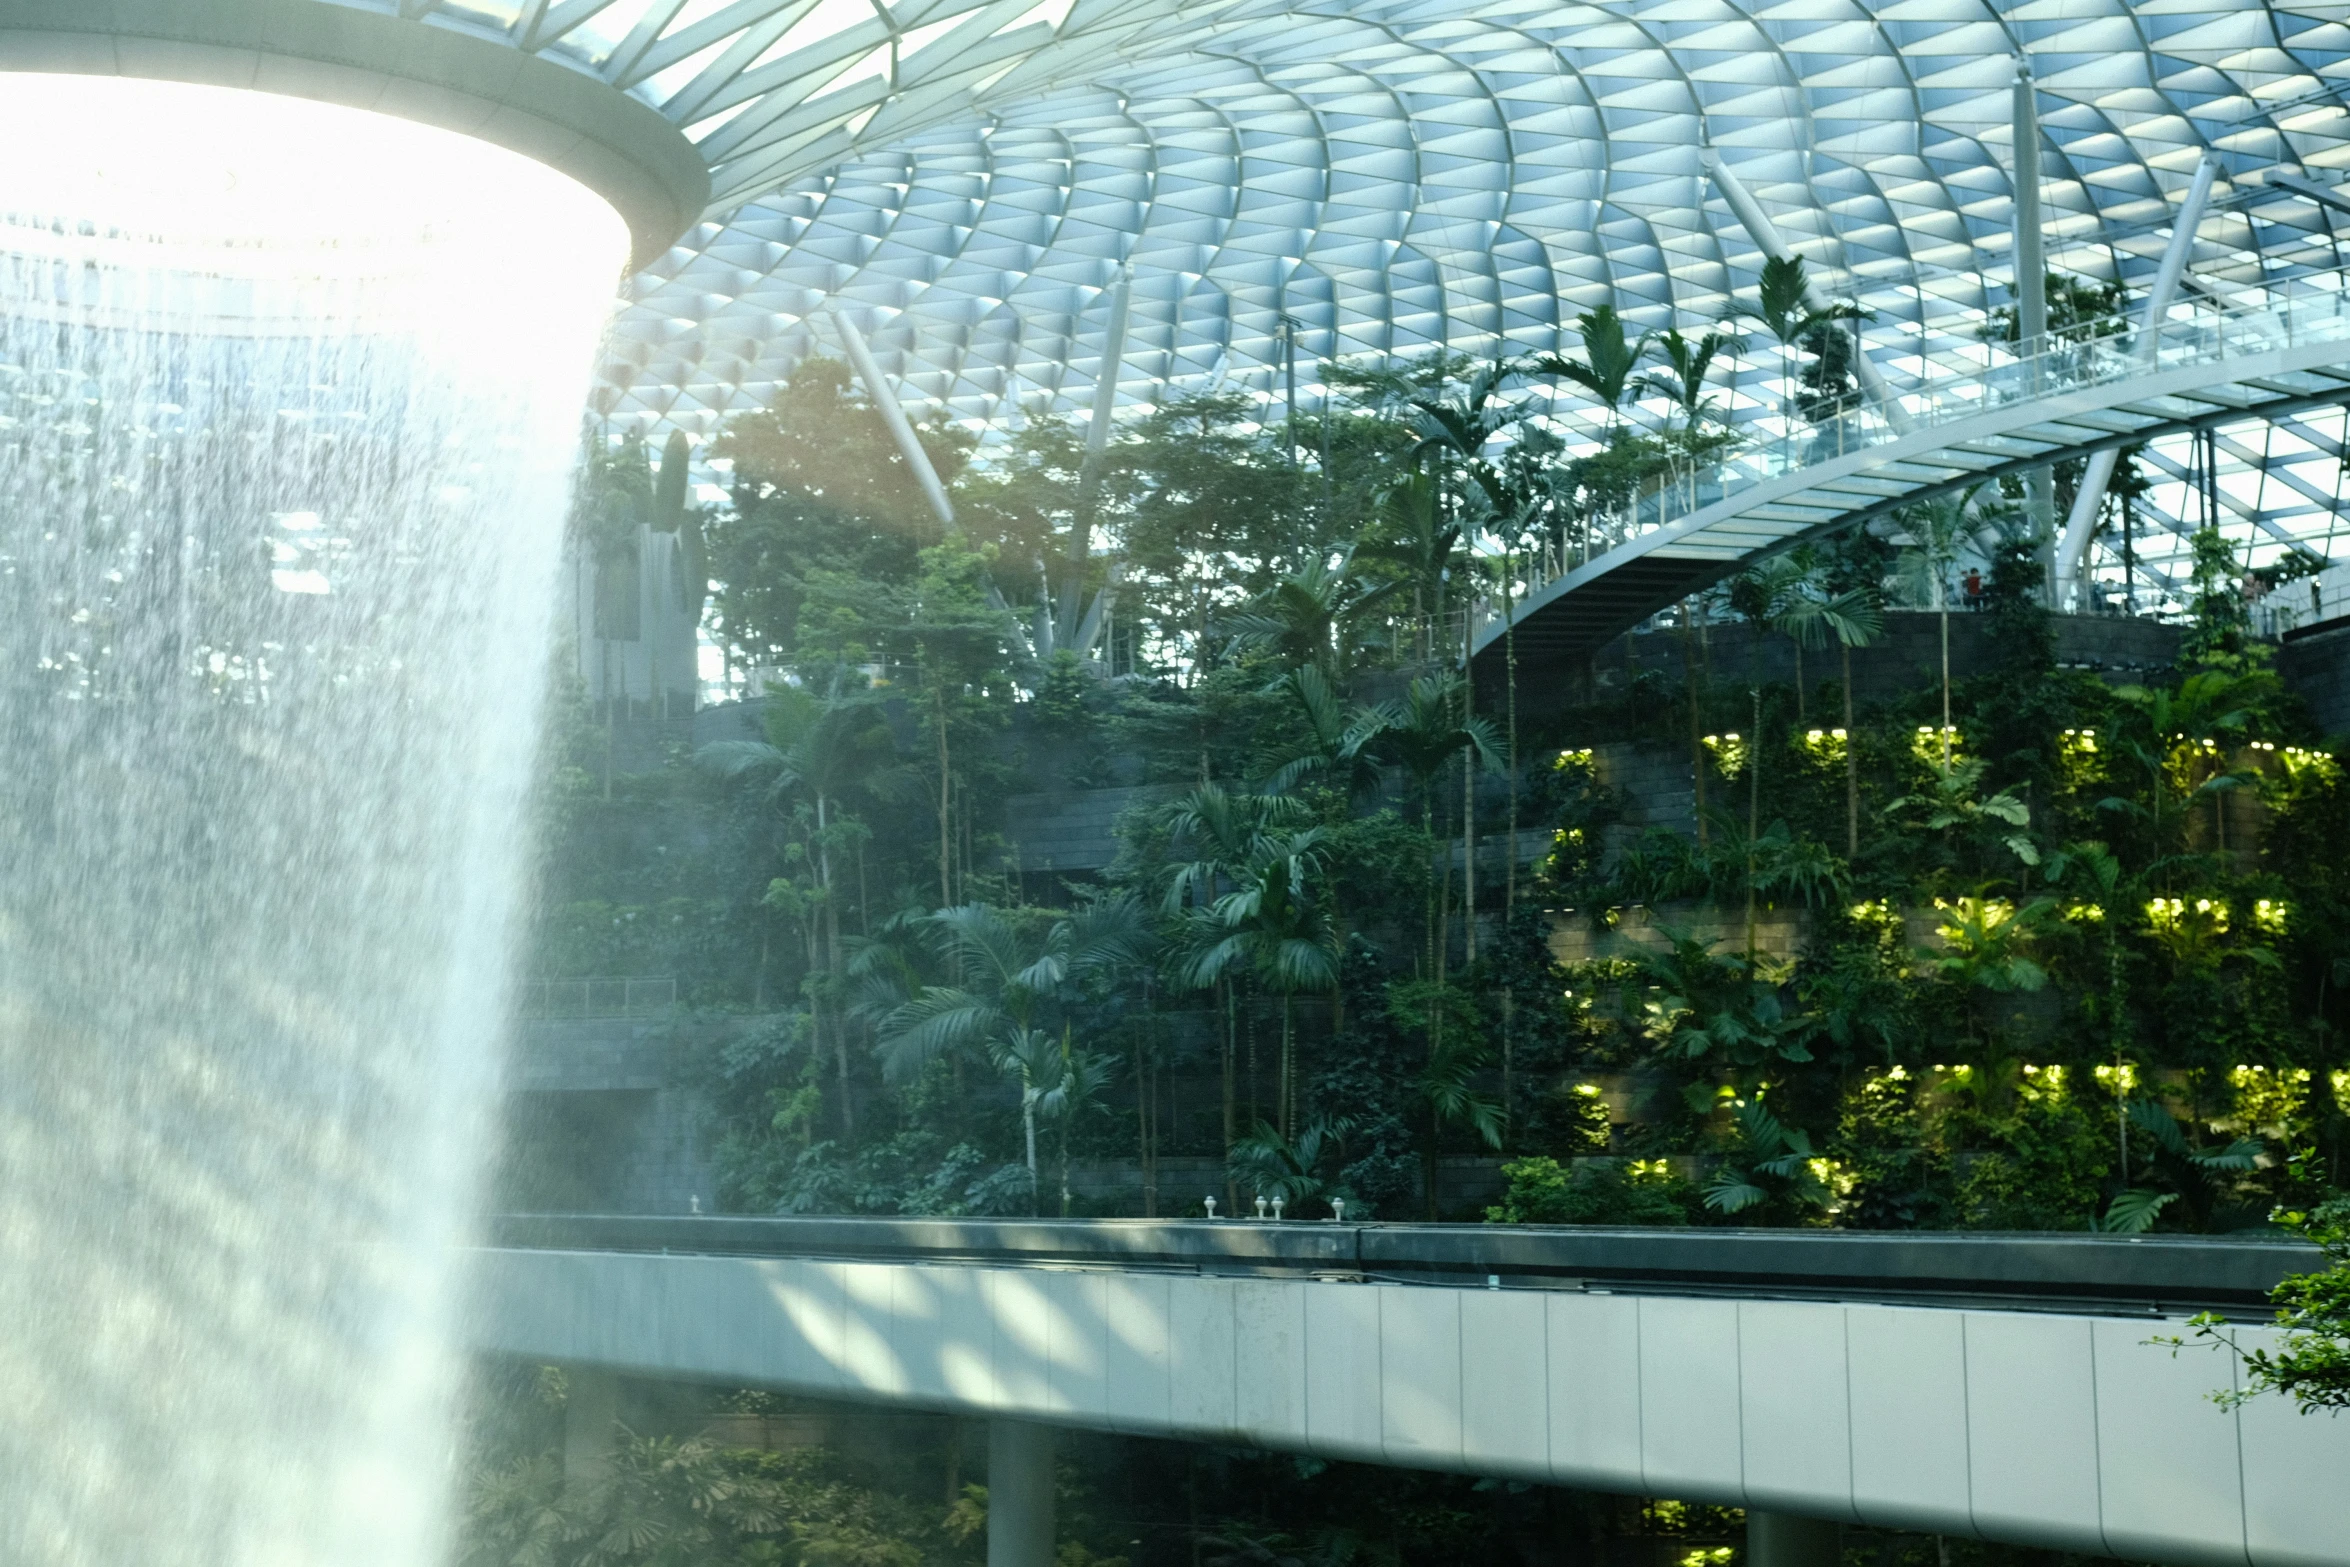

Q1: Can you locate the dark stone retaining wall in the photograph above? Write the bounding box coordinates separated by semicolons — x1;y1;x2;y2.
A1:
2281;619;2350;736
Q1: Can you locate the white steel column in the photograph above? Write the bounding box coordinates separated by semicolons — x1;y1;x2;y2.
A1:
2053;152;2220;604
563;1366;620;1490
1058;267;1133;642
1702;148;1904;428
2013;60;2055;576
1748;1511;1841;1567
834;312;957;532
1082;270;1133;479
988;1419;1057;1567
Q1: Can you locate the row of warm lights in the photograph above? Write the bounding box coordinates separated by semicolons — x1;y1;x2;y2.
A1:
2277;744;2342;784
2057;729;2100;782
2146;895;2221;932
1567;732;2330;784
1911;724;1964;766
1851;1062;2350;1117
2144;895;2289;935
1850;894;2295;936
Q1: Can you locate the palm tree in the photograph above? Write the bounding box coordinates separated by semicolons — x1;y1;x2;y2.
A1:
1223;552;1391;677
1161;784;1315;910
1261;666;1394;800
1774;560;1883;856
989;1026;1119;1216
1407;359;1522;516
1894;483;2002;772
1705;1098;1833;1216
1399;370;1535;961
1527;308;1656;569
1642;327;1743;512
1752;255;1865;432
1483;503;1535;922
1529;303;1653;437
1355;466;1462;662
1645;327;1741;431
1724;556;1817;956
877;897;1154;1211
1403;364;1521;901
1414;1024;1504;1219
1379;673;1503;981
2107;671;2267;860
698;689;898;1136
1161;785;1314;1170
1227;1116;1354;1212
1177;827;1340;1141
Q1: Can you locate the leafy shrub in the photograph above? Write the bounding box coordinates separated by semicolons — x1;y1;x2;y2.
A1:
1953;1098;2109;1230
1484;1155;1696;1226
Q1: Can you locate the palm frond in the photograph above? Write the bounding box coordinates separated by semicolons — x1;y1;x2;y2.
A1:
874;989;996;1080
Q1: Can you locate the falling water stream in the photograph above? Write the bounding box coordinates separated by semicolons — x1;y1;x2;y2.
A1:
0;75;627;1563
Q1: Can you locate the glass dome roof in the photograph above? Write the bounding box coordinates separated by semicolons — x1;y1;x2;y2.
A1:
343;0;2350;585
387;0;2346;423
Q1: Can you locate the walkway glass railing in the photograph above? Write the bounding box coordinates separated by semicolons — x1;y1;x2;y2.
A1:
1476;267;2350;640
516;975;678;1020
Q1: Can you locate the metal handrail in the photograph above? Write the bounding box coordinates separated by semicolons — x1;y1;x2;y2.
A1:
515;975;678;1020
1477;268;2350;638
485;1212;2316;1317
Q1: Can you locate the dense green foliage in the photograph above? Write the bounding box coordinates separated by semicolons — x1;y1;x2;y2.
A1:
532;278;2349;1266
502;274;2350;1567
457;1374;2128;1567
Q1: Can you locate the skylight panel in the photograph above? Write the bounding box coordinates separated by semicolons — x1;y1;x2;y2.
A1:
755;0;892;68
555;0;669;61
1005;0;1079;35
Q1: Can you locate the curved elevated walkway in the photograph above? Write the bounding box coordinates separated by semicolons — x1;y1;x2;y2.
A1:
1473;282;2350;673
469;1216;2349;1567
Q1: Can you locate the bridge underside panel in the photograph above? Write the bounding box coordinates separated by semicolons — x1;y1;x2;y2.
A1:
1495;556;1730;667
470;1248;2350;1567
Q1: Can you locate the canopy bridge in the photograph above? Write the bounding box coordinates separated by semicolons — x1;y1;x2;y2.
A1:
1470;273;2350;679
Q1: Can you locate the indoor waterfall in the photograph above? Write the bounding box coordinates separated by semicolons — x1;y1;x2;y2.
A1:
0;75;627;1563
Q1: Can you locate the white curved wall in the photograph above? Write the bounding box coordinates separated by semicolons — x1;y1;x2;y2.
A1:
469;1249;2350;1567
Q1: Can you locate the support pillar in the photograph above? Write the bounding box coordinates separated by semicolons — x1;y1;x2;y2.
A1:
1747;1509;1841;1567
2053;151;2219;604
563;1367;621;1491
2013;59;2056;585
1057;266;1133;649
833;311;957;533
1702;147;1906;432
987;1419;1056;1567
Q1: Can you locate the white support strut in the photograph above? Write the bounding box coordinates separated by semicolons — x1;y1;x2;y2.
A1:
1058;267;1133;652
2015;59;2055;564
1083;269;1132;470
2053;152;2220;603
1702;148;1905;429
833;311;957;532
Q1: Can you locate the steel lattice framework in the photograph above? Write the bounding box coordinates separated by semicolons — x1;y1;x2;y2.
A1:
325;0;2350;594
